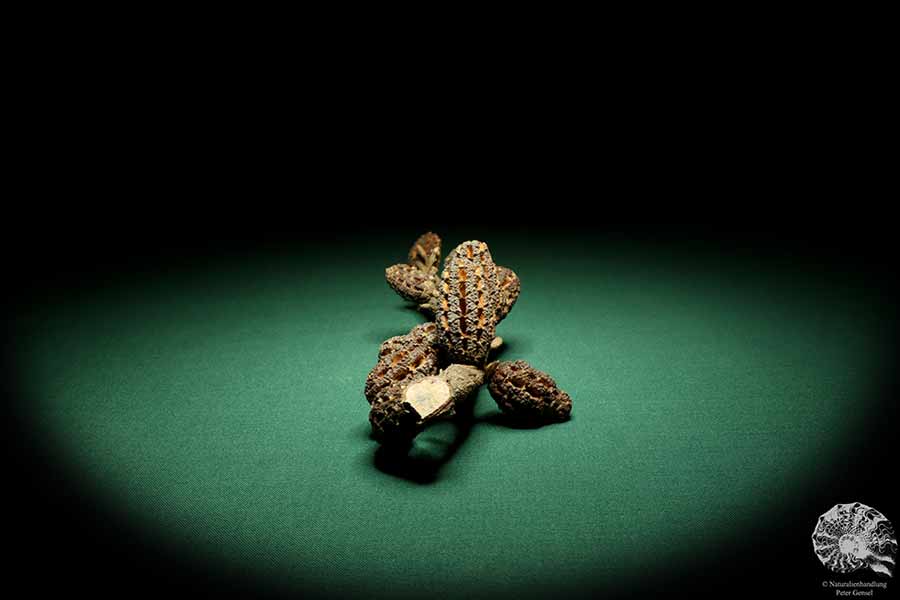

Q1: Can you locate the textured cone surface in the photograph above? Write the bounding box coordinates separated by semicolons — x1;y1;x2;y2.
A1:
364;323;441;405
495;266;520;322
369;396;420;443
407;231;442;273
487;360;572;422
435;241;501;366
385;263;438;304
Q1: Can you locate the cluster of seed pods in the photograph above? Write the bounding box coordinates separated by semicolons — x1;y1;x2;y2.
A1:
367;232;572;445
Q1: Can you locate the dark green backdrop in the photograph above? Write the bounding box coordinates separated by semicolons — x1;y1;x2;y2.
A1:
12;229;897;598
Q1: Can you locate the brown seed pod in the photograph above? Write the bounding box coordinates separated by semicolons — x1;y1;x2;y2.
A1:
407;231;442;273
364;323;442;406
369;364;484;444
435;240;502;366
385;263;439;305
487;360;572;422
495;266;520;322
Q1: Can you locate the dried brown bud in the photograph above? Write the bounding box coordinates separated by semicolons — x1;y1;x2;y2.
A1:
407;231;442;273
435;241;502;366
385;263;438;305
364;323;442;405
495;266;520;321
487;360;572;422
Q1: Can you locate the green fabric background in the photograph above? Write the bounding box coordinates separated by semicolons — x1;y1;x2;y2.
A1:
16;232;893;598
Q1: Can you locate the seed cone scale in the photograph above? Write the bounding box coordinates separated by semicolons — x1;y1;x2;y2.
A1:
487;360;572;422
364;323;441;405
369;364;484;444
495;266;520;322
385;263;439;305
435;241;502;366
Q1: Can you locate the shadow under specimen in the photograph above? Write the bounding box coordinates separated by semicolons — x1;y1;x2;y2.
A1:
372;397;477;484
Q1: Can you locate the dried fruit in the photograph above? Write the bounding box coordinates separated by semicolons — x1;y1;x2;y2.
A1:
385;263;438;305
368;232;573;452
364;323;441;406
369;364;484;443
495;266;520;321
385;232;442;310
486;360;572;422
407;231;441;273
435;241;501;366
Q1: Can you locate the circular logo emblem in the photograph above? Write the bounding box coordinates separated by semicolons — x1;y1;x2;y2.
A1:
812;502;897;576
